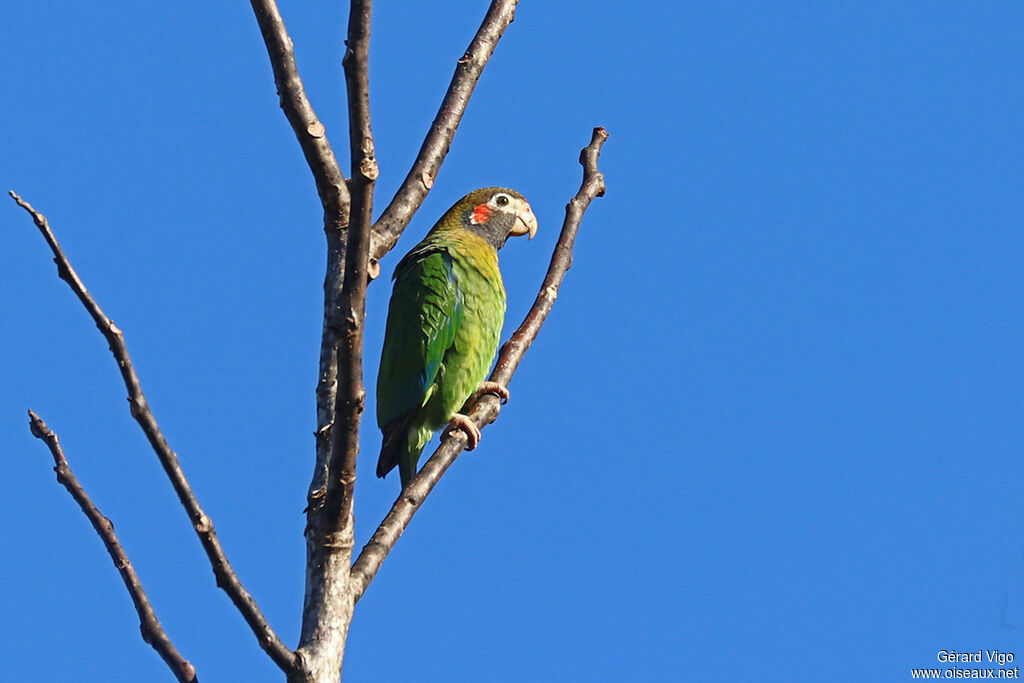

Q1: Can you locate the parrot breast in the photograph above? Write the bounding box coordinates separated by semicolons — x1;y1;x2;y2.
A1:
432;229;506;420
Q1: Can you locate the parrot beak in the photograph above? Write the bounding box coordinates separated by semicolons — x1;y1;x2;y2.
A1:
510;205;538;240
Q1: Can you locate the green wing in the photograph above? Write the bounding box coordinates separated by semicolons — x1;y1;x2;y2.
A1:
376;247;463;479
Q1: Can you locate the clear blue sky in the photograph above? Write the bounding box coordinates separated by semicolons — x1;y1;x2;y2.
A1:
3;2;1023;681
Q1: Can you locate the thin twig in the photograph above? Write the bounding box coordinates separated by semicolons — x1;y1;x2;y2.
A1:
368;0;520;264
27;411;198;683
9;192;297;674
349;127;609;600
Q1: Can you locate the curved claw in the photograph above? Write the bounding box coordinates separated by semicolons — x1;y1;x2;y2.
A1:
475;381;510;405
445;413;482;450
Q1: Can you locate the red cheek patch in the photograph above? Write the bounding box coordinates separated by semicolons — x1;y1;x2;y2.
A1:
470;203;493;225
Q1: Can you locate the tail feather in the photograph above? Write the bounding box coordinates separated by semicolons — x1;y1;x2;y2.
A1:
377;413;433;487
377;414;410;479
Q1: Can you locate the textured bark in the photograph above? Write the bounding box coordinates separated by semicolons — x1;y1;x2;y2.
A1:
292;0;375;679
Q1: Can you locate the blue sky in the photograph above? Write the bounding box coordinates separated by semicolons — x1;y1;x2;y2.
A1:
3;1;1023;681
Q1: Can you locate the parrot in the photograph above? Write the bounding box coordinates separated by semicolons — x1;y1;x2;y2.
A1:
376;187;538;487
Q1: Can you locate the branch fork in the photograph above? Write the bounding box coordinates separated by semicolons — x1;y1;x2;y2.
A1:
14;0;605;680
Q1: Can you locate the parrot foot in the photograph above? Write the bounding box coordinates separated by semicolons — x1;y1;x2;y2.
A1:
473;381;510;405
445;413;482;450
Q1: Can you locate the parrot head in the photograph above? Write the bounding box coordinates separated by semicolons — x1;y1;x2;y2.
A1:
441;187;537;250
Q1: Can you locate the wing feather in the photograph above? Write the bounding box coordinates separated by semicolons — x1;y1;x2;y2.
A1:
376;248;463;429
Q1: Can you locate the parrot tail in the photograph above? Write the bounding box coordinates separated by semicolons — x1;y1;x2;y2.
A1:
377;416;409;479
378;413;432;487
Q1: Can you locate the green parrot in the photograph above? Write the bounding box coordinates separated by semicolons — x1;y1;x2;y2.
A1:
376;187;538;487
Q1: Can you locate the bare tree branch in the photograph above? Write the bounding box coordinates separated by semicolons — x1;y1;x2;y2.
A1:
249;0;349;219
369;0;520;265
349;126;609;599
27;410;198;683
19;0;599;676
329;0;375;541
8;192;297;674
248;0;355;533
292;2;376;678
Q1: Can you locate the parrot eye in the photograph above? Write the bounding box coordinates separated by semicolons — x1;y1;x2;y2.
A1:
494;194;511;207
